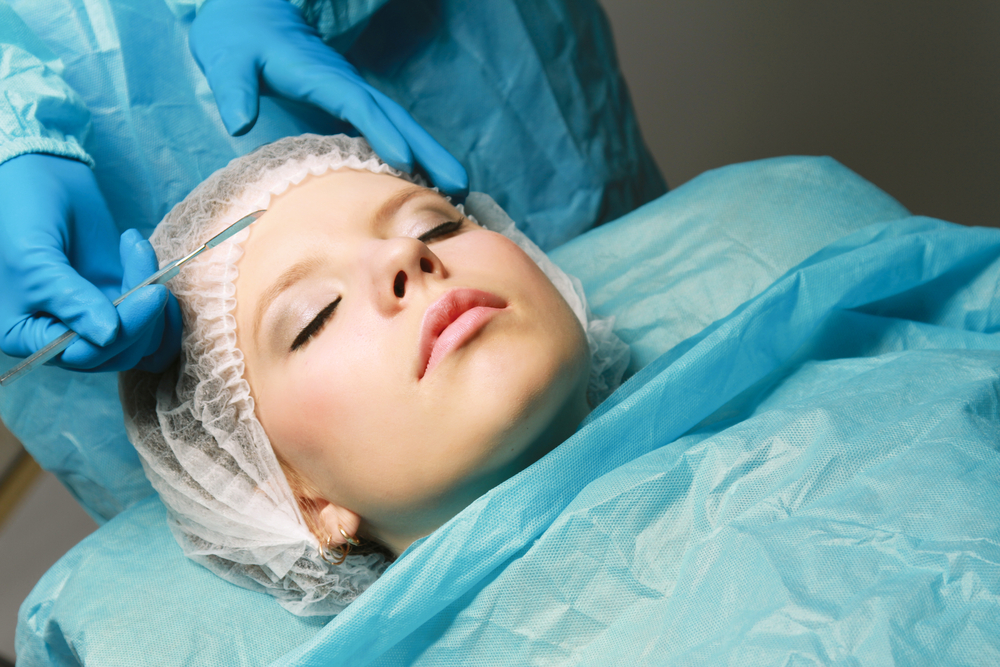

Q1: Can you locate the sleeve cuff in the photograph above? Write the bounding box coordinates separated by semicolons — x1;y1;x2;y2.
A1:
0;136;95;169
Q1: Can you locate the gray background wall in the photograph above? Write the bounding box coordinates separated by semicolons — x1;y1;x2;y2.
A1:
599;0;999;228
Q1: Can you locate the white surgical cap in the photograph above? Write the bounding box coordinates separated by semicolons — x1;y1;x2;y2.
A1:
120;134;629;615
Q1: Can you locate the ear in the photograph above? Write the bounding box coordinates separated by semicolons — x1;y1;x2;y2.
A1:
313;499;361;546
281;463;361;546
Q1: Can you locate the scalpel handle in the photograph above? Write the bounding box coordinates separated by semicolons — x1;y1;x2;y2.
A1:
0;330;78;386
0;259;183;387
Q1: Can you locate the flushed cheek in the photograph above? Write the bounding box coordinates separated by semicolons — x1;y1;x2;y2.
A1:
256;381;337;472
280;353;404;462
459;231;534;269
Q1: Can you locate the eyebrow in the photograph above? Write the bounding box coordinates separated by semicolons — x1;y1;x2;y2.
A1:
252;254;326;347
373;185;444;231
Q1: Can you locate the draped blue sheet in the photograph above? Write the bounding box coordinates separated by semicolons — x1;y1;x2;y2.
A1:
15;157;1000;665
282;226;1000;667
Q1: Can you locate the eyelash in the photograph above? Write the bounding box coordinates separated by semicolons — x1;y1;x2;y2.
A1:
418;218;465;243
289;219;465;352
291;297;341;351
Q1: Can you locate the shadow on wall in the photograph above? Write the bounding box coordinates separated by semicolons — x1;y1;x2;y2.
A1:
0;421;32;530
600;0;999;228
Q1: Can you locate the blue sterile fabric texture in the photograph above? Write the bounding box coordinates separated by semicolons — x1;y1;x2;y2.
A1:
0;3;91;166
20;156;1000;665
0;0;664;522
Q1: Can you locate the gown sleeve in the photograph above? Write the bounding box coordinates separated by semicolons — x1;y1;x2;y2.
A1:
0;0;93;167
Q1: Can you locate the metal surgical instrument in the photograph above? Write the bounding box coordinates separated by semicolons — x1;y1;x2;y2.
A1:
0;210;266;387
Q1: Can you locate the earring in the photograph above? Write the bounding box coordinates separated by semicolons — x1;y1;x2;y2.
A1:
319;527;360;565
339;526;361;547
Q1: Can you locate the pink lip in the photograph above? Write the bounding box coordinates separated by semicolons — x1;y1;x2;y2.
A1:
417;288;507;379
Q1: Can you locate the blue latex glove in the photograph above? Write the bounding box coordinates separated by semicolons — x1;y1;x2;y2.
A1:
0;154;181;372
189;0;468;195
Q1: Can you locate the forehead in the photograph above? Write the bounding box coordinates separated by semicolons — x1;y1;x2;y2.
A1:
259;168;422;233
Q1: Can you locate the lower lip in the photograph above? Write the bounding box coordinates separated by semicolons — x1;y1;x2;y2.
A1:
423;306;503;378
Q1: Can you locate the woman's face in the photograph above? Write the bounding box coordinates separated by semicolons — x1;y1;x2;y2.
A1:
232;169;590;550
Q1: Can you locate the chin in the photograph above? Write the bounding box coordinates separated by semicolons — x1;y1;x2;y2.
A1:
466;334;588;449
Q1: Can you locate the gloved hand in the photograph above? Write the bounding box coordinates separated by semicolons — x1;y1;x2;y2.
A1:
189;0;468;195
0;154;181;373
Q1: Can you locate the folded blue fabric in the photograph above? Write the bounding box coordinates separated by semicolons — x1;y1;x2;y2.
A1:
22;157;1000;666
281;220;1000;666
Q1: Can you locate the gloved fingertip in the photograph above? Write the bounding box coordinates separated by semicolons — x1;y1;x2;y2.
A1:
120;227;144;245
203;54;261;137
86;310;121;347
380;153;414;175
219;90;260;137
367;137;414;174
438;173;470;198
227;116;256;137
418;152;468;196
119;228;147;262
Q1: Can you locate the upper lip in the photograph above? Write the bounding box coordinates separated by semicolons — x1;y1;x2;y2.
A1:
417;288;507;378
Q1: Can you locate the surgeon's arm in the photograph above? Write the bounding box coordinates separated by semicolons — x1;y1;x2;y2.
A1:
0;2;180;372
186;0;468;195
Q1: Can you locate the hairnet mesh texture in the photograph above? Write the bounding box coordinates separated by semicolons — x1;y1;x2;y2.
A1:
119;134;627;615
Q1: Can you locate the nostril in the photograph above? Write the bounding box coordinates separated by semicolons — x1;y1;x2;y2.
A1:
419;257;433;273
393;270;407;298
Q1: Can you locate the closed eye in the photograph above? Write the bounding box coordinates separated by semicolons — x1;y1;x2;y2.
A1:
291;297;341;351
418;219;465;243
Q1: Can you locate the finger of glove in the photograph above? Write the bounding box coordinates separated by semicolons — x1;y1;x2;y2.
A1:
0;314;70;360
371;90;469;196
18;254;121;347
58;230;168;370
294;78;415;172
119;229;159;291
110;229;180;371
60;284;168;371
133;293;182;373
86;229;171;368
203;54;262;136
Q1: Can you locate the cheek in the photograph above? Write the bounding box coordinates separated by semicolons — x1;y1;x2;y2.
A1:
253;313;418;499
254;341;373;471
458;230;538;274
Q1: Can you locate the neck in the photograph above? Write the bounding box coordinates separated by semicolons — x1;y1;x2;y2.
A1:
365;386;592;558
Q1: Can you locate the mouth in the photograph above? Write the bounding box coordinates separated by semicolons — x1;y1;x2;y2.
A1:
418;288;507;379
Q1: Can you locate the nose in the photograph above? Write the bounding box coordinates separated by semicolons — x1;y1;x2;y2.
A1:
371;237;440;314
